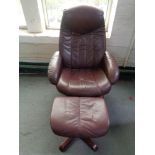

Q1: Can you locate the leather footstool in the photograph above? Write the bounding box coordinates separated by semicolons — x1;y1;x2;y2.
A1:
50;97;110;151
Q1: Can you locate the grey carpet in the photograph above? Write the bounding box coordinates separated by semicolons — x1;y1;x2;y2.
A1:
19;75;135;155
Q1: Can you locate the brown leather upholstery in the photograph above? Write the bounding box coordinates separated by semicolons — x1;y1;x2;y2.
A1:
61;6;104;34
48;5;119;96
57;68;111;96
48;51;62;84
60;6;106;69
51;97;109;138
101;51;119;84
49;6;120;151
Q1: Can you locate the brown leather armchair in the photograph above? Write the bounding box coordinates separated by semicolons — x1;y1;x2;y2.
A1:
48;5;119;151
48;6;119;96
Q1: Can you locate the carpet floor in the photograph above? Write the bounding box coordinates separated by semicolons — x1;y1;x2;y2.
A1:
19;75;135;155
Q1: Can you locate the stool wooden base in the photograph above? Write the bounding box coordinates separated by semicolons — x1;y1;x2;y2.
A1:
59;137;98;152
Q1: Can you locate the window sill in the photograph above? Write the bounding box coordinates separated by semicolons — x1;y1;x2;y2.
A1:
19;29;111;44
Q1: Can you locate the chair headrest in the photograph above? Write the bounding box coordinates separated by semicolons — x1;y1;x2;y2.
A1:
61;5;104;34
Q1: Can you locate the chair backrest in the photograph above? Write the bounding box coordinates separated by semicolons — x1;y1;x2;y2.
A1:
59;5;106;69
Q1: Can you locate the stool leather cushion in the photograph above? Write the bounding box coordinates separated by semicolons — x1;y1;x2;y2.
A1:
50;97;110;138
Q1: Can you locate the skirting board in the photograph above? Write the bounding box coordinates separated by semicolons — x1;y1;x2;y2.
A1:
19;62;135;80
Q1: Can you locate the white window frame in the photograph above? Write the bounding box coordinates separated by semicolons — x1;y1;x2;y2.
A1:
20;0;45;33
19;0;118;43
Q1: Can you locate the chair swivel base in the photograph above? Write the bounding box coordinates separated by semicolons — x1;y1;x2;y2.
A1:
59;137;98;152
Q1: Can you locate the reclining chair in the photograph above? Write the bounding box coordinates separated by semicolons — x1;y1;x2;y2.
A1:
48;6;119;152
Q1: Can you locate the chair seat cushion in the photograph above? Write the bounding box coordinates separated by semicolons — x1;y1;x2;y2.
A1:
50;97;110;138
57;68;111;96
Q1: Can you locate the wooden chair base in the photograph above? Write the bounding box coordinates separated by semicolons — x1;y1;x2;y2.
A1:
59;138;74;152
81;138;98;151
59;137;98;152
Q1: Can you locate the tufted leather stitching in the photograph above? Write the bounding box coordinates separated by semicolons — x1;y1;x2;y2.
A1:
60;27;106;69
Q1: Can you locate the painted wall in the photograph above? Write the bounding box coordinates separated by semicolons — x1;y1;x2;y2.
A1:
107;0;135;66
19;0;135;67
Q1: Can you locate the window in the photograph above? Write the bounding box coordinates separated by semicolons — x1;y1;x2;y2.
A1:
20;0;117;38
42;0;112;31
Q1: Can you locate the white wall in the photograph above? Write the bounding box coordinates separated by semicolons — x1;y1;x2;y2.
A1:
107;0;135;66
19;0;135;67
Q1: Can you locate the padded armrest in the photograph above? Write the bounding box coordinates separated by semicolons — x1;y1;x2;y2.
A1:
101;51;119;84
48;51;63;85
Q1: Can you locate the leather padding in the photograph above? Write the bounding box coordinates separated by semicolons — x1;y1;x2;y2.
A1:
57;68;111;96
51;97;110;138
60;27;106;69
61;5;104;34
59;6;106;69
